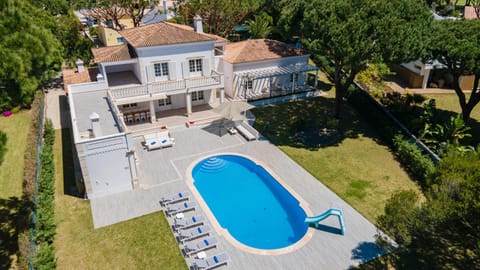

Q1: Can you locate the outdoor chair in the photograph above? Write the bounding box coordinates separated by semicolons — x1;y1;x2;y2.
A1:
165;201;196;217
183;237;218;257
177;225;210;244
191;253;230;270
173;215;205;232
160;191;190;207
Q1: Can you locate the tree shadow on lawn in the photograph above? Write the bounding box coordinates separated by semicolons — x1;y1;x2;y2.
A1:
252;96;386;151
0;196;32;269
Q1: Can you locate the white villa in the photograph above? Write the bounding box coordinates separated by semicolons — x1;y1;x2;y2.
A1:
64;19;319;199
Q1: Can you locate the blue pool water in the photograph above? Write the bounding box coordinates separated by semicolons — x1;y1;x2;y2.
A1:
192;155;308;250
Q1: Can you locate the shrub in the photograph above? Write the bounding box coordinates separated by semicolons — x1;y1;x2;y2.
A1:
33;243;56;270
393;135;435;188
0;131;6;166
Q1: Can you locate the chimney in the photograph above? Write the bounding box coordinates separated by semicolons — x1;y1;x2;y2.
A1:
76;59;85;73
193;15;203;33
89;112;102;138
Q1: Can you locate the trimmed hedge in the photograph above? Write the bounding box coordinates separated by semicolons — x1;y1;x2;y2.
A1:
393;135;435;189
32;119;56;269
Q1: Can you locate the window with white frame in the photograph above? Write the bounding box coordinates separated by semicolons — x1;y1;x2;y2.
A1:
158;96;172;106
191;91;204;101
116;37;125;44
154;63;169;77
189;59;203;73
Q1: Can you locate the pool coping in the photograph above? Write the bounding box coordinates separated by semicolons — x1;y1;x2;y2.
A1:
186;152;315;256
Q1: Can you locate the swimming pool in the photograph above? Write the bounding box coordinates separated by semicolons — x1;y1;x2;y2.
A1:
192;154;309;250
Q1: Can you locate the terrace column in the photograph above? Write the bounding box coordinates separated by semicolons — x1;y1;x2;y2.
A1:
149;100;156;123
314;69;319;89
220;89;225;104
185;92;192;115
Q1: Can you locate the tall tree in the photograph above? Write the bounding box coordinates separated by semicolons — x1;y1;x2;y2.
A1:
175;0;263;36
77;0;157;29
0;0;63;110
377;152;480;269
429;20;480;122
293;0;432;118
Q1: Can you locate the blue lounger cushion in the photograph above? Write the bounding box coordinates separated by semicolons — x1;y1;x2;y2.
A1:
162;139;168;143
214;256;219;263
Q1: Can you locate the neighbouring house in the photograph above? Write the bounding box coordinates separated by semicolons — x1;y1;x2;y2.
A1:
98;17;134;46
64;19;319;199
392;12;474;90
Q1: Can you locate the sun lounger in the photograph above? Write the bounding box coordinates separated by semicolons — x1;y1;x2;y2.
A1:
165;201;196;217
160;191;190;207
183;237;218;257
192;253;230;270
177;225;211;244
173;215;205;232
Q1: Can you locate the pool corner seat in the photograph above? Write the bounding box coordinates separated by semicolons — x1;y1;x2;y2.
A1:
192;253;230;270
144;130;175;151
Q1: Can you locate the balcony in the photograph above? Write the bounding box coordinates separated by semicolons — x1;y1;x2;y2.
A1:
109;71;224;104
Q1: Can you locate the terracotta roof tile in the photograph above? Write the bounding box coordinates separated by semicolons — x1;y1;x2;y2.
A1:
165;22;228;43
92;45;133;63
223;39;305;64
120;22;214;47
62;68;99;92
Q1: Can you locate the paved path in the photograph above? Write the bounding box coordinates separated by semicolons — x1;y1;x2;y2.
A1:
45;89;71;130
90;124;388;270
386;80;470;95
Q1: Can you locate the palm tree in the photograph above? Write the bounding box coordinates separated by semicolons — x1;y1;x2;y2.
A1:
245;13;272;38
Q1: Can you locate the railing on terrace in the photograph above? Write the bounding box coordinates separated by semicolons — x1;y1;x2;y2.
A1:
109;72;223;100
150;79;185;94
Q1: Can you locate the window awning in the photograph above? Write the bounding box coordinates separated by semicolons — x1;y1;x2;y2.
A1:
234;64;318;80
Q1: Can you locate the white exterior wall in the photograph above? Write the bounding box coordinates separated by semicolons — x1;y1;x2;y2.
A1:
135;41;215;84
77;133;136;199
222;61;234;97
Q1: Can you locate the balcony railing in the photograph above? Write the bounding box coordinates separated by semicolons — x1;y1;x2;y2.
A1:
109;72;223;101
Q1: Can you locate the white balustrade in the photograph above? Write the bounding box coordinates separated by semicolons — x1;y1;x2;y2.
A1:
109;72;223;100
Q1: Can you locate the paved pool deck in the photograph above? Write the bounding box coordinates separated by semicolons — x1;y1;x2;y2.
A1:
90;123;386;269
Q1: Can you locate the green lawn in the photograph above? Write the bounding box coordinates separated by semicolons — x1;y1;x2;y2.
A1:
0;111;31;199
253;94;421;222
54;129;186;270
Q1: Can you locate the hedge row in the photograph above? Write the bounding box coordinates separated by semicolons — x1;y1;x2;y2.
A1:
32;119;56;269
347;87;435;188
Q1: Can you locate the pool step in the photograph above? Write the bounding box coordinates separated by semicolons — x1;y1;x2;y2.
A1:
199;157;229;172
